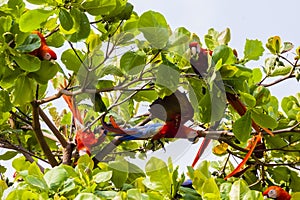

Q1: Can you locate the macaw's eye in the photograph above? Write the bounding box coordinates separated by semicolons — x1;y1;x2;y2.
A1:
43;52;52;60
268;189;278;198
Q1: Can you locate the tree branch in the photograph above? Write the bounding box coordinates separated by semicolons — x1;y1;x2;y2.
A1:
31;101;58;167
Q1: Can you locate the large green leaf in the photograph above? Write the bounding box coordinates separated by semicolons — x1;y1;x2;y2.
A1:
74;193;100;200
29;61;59;84
11;75;36;106
19;9;54;32
138;11;169;49
243;39;264;61
212;45;237;65
16;34;41;53
61;49;84;73
155;59;180;97
233;110;252;142
14;54;41;72
81;0;116;16
108;159;129;189
44;166;69;191
67;8;90;42
0;90;13;112
229;179;250;200
251;108;278;129
93;171;112;183
59;8;74;31
0;16;12;37
120;51;146;75
0;151;18;161
144;157;172;196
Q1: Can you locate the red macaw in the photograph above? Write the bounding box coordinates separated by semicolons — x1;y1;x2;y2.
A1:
101;91;198;142
189;42;273;178
30;31;57;60
263;186;291;200
63;95;101;155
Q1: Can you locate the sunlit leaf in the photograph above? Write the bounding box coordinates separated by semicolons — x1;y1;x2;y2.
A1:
243;39;264;61
19;9;54;32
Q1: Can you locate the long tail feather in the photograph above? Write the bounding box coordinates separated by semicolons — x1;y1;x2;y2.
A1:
224;134;261;180
192;138;211;167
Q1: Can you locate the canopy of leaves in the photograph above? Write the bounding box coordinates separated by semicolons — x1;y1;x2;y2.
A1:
0;0;299;199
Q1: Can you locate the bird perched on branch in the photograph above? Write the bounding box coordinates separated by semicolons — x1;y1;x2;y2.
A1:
189;41;273;179
101;91;198;143
30;31;57;60
263;186;291;200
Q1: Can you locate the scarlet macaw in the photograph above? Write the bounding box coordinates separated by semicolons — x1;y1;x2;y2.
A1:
63;95;101;155
30;31;57;60
189;42;273;178
101;91;198;142
263;186;291;200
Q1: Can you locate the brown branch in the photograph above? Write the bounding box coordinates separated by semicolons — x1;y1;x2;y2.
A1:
38;107;68;148
31;101;58;167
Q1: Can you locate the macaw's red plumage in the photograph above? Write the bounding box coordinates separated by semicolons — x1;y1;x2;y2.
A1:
188;42;273;176
30;31;57;60
148;90;195;139
263;186;291;200
63;95;100;155
101;91;198;141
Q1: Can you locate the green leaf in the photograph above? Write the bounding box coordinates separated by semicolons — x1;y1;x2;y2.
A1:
0;151;18;160
92;93;107;112
218;27;231;45
16;34;41;53
0;180;8;198
0;16;12;37
82;0;116;16
67;8;90;42
242;190;264;200
11;76;36;106
212;45;237;65
144;157;172;196
229;179;250;200
19;9;54;32
233;110;252;142
281;96;299;119
14;54;41;72
12;156;31;172
61;49;84;73
133;90;158;102
266;36;282;54
29;61;59;84
0;90;13;112
204;28;220;50
59;8;74;31
94;171;112;183
120;51;146;75
108;159;129;189
251;108;278;129
74;193;100;200
25;175;48;191
26;0;48;5
240;92;256;108
201;178;221;199
282;42;294;53
44;165;69;190
155;61;180;97
28;162;43;178
243;39;264;61
269;65;293;77
139;11;169;49
46;32;65;48
252;86;271;106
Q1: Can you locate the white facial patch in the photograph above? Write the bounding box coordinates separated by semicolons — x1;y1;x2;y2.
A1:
267;189;278;199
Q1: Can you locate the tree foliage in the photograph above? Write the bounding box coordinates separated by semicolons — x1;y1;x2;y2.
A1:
0;0;300;199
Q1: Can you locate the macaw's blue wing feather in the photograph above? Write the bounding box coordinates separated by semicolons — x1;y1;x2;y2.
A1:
112;123;164;141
